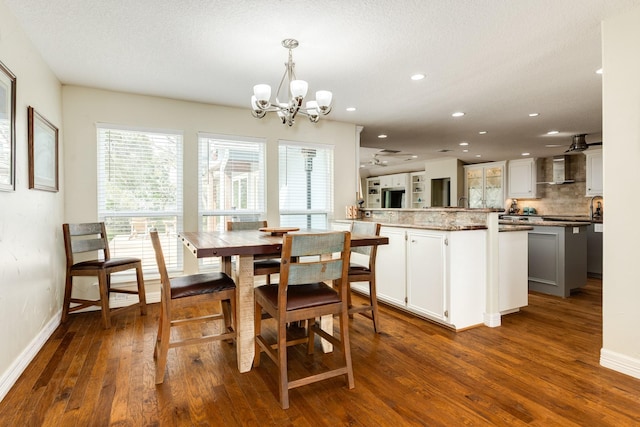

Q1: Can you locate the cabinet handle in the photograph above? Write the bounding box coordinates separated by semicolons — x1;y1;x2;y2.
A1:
411;240;416;243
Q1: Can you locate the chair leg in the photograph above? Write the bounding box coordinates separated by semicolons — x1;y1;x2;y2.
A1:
135;263;147;316
266;274;271;285
339;308;355;389
62;274;73;323
277;318;290;409
155;304;171;384
347;282;354;319
307;318;315;355
97;271;111;329
369;279;381;333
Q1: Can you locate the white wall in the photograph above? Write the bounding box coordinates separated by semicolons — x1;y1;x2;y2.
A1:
0;1;64;399
62;86;359;273
600;7;640;379
424;157;463;206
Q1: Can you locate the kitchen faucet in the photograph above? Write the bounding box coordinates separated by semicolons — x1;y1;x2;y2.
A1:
457;196;467;208
589;195;603;220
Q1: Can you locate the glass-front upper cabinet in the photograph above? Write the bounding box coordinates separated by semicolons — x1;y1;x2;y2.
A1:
463;161;506;209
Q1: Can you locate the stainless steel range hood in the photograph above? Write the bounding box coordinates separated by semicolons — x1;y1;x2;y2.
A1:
537;155;575;184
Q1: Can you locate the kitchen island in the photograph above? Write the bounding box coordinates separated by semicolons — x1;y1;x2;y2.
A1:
500;216;590;297
335;207;530;331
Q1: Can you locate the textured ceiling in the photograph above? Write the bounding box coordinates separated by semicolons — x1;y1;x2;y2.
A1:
5;0;640;174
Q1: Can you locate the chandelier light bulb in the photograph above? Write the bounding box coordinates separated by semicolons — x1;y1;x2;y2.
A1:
306;101;319;117
290;80;308;99
253;84;271;108
316;90;332;113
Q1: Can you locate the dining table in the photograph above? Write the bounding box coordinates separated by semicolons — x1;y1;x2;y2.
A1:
178;228;389;373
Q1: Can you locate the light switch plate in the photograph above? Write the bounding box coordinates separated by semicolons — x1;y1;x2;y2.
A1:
573;227;579;234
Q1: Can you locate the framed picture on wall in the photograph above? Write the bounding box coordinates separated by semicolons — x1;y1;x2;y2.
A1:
28;106;59;192
0;60;16;192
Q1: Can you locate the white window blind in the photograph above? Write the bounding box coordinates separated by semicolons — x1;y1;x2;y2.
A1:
278;141;334;229
198;133;266;232
97;125;183;276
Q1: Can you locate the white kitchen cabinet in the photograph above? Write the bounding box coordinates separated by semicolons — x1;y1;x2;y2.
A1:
584;149;603;196
375;226;486;330
374;227;407;306
410;172;427;208
499;230;529;313
366;177;381;208
406;230;446;321
508;158;539;199
379;173;408;189
464;161;506;208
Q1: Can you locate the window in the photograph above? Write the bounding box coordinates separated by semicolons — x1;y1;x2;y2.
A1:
97;125;183;276
278;141;334;229
198;133;266;232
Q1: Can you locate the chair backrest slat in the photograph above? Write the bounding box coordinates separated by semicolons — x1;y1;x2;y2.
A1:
226;220;267;231
71;238;107;254
280;232;351;287
350;222;380;256
63;222;110;267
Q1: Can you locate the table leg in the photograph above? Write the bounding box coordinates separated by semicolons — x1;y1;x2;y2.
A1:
234;254;255;373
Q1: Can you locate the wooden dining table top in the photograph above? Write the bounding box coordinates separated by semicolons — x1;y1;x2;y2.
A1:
179;229;389;258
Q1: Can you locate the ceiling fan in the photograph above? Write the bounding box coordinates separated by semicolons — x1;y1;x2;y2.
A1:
565;134;603;153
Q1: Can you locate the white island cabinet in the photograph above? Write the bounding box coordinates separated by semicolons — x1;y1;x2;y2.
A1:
376;226;486;330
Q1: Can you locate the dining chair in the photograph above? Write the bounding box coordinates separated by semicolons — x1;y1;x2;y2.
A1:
347;221;382;332
150;230;236;384
62;222;147;329
226;220;281;284
254;231;354;409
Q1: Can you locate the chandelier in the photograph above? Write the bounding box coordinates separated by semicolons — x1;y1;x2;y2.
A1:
251;39;332;126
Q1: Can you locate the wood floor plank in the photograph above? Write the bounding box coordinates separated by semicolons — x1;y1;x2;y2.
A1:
1;279;640;426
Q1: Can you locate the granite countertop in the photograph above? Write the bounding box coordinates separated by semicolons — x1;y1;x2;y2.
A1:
334;220;487;231
499;224;533;232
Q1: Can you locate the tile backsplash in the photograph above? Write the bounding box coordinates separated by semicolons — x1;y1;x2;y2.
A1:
506;155;602;217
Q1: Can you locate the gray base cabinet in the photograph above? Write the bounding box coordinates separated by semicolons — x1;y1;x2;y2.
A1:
528;225;587;297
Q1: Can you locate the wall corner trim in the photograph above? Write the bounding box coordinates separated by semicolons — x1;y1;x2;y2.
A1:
0;310;62;403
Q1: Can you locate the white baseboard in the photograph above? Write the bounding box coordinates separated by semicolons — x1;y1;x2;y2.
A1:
483;312;502;327
0;288;161;403
600;348;640;379
0;310;61;403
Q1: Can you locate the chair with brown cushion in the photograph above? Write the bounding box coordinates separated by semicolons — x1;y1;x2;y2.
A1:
62;222;147;329
226;220;281;284
347;221;382;332
254;231;354;409
150;230;236;384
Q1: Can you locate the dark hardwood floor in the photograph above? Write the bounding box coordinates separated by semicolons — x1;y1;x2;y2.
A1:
1;278;639;426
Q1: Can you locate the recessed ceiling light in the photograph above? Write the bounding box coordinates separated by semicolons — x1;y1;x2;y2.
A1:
382;160;388;164
547;130;559;135
475;154;482;158
360;164;365;168
346;107;356;112
521;152;530;156
459;142;469;146
378;134;388;139
452;112;465;117
596;68;603;74
411;73;425;81
545;144;563;148
478;131;487;135
462;149;469;153
411;155;418;158
529;113;540;117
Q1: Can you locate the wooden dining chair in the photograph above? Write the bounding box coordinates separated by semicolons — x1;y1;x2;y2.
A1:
254;231;354;409
226;220;281;284
347;221;382;332
150;230;236;384
62;222;147;329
